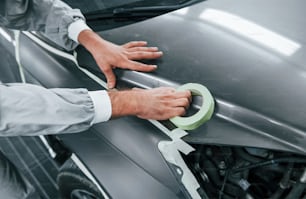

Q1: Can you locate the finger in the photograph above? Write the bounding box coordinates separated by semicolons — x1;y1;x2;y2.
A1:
172;98;190;108
121;60;157;72
101;66;116;89
174;90;192;100
127;47;159;52
127;51;163;60
122;41;147;48
173;107;186;117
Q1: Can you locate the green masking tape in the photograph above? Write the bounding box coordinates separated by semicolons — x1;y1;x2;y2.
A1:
170;83;215;130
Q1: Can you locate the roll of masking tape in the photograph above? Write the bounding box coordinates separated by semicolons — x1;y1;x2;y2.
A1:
170;83;215;130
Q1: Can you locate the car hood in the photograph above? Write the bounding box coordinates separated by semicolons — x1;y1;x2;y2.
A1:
87;0;306;153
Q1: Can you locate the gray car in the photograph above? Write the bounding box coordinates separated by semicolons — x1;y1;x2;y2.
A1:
0;0;306;198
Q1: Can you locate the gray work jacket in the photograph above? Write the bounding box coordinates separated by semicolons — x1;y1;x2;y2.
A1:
0;0;85;50
0;0;96;136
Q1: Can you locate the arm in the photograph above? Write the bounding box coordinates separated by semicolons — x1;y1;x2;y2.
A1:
0;0;191;135
0;83;191;136
0;0;84;50
0;0;163;87
0;83;96;136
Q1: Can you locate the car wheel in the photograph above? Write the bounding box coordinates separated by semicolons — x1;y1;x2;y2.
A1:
57;168;104;199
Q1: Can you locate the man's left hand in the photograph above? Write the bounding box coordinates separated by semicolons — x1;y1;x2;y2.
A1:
78;30;163;89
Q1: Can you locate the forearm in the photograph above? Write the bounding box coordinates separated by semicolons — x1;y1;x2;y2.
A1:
107;90;139;118
0;83;95;136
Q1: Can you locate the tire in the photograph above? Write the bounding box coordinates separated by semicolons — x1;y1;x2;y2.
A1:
57;168;104;199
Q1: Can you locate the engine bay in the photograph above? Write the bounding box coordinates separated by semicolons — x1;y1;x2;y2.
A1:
184;144;306;199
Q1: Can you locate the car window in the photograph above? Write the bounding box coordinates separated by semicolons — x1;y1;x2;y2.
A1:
63;0;192;14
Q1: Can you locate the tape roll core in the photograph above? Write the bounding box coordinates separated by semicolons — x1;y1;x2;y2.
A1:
170;83;214;130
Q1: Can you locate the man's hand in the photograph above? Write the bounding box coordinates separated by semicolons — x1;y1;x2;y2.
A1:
78;30;191;120
78;30;163;89
108;87;192;120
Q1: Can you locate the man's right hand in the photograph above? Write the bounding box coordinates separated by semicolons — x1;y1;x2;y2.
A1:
108;87;191;120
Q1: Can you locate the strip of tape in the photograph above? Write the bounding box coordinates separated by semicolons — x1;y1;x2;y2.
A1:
158;128;201;199
170;83;214;130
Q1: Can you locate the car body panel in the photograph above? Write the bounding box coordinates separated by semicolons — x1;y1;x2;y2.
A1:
1;0;306;198
59;123;186;199
78;0;306;153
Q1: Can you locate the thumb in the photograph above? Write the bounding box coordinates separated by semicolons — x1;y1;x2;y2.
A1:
102;66;116;89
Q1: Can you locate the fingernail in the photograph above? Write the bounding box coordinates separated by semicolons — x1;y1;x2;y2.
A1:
107;84;114;89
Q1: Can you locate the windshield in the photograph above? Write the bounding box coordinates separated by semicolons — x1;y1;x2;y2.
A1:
63;0;193;14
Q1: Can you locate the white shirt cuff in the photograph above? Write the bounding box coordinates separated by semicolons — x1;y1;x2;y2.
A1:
88;90;112;124
68;19;92;43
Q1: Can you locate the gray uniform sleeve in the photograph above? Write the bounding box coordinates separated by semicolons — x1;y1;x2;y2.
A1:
0;83;95;136
0;0;84;50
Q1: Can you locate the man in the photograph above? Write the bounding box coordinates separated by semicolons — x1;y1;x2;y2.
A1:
0;0;191;198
